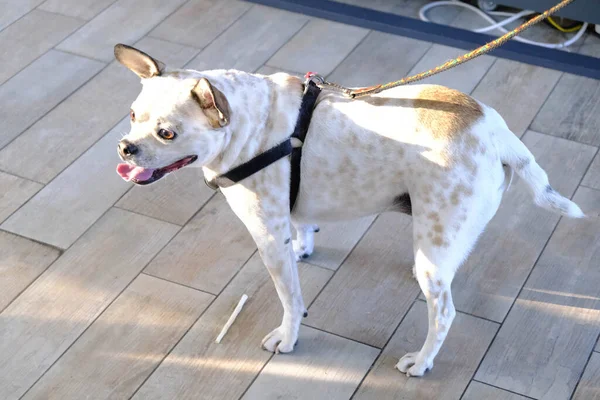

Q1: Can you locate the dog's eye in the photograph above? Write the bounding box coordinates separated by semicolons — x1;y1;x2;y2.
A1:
158;129;176;140
130;109;135;122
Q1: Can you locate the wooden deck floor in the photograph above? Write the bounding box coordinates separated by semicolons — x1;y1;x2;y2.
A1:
1;1;600;399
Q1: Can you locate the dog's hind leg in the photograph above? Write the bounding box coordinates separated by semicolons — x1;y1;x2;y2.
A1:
291;222;319;261
397;177;503;376
396;244;458;377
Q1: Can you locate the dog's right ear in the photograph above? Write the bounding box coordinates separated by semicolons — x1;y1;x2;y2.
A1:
191;78;230;128
114;44;165;79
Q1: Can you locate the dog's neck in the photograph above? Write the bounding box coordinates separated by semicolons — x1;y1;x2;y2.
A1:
202;71;304;182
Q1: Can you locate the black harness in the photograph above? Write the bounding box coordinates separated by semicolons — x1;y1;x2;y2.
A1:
204;80;322;211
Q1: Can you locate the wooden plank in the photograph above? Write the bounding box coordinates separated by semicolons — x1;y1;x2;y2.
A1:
471;59;562;137
39;0;116;20
531;34;600;146
354;301;498;400
0;0;45;31
242;325;379;400
0;50;104;150
0;171;42;224
304;216;375;271
462;381;531;400
186;5;308;73
578;32;600;57
451;131;596;322
0;10;83;85
582;152;600;190
405;44;495;94
0;231;59;312
267;18;369;76
23;274;213;400
116;167;214;226
531;73;600;146
305;213;420;348
149;0;251;48
327;31;431;86
572;352;600;400
0;208;179;400
132;254;333;400
144;194;257;294
0;37;199;184
1;118;132;249
476;187;600;399
56;0;188;61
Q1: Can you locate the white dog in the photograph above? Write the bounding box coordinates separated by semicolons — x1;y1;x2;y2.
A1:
114;44;583;377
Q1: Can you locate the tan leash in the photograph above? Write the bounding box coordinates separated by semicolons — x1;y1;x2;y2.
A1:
306;0;576;98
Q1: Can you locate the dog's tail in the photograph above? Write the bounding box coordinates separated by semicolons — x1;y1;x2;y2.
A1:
488;108;584;218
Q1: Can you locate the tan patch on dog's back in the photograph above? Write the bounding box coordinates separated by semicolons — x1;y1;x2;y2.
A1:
414;86;483;139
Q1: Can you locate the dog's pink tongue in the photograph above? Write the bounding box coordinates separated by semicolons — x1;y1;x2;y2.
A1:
116;163;154;182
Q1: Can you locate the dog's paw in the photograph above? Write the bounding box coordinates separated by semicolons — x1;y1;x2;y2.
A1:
261;326;297;354
396;352;433;377
293;240;313;261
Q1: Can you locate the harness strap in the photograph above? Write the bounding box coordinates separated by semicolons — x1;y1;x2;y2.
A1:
204;79;321;212
290;80;321;210
204;139;292;189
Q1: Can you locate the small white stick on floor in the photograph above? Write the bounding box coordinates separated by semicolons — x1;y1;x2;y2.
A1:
215;294;249;344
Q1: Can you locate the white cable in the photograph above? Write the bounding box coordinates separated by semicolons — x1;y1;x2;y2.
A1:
419;0;588;49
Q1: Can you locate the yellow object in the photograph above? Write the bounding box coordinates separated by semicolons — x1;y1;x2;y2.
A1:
547;16;583;32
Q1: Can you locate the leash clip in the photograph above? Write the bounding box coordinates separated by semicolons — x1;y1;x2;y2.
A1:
304;71;325;85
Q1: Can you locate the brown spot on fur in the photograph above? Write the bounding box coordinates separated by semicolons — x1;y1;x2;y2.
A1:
427;212;440;221
432;236;444;246
415;86;483;140
450;183;473;205
416;233;423;240
433;224;443;233
460;153;478;175
464;134;480;149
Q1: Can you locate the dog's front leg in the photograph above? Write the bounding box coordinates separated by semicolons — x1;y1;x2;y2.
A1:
256;227;305;353
222;182;305;353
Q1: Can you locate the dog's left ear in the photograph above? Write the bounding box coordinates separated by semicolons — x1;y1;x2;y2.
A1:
114;43;165;79
192;78;230;128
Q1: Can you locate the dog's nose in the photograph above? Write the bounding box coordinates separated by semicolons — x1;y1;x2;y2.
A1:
118;140;138;158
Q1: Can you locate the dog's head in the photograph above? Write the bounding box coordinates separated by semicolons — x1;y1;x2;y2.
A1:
113;44;230;185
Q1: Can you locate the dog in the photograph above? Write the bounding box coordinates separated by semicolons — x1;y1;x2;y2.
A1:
113;44;584;377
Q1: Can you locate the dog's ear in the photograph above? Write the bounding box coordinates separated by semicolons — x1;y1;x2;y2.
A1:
114;43;165;79
191;78;230;128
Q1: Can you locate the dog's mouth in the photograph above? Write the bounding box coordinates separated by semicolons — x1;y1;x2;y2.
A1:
116;155;197;185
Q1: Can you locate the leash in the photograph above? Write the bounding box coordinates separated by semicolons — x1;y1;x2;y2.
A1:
205;0;576;207
307;0;576;98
